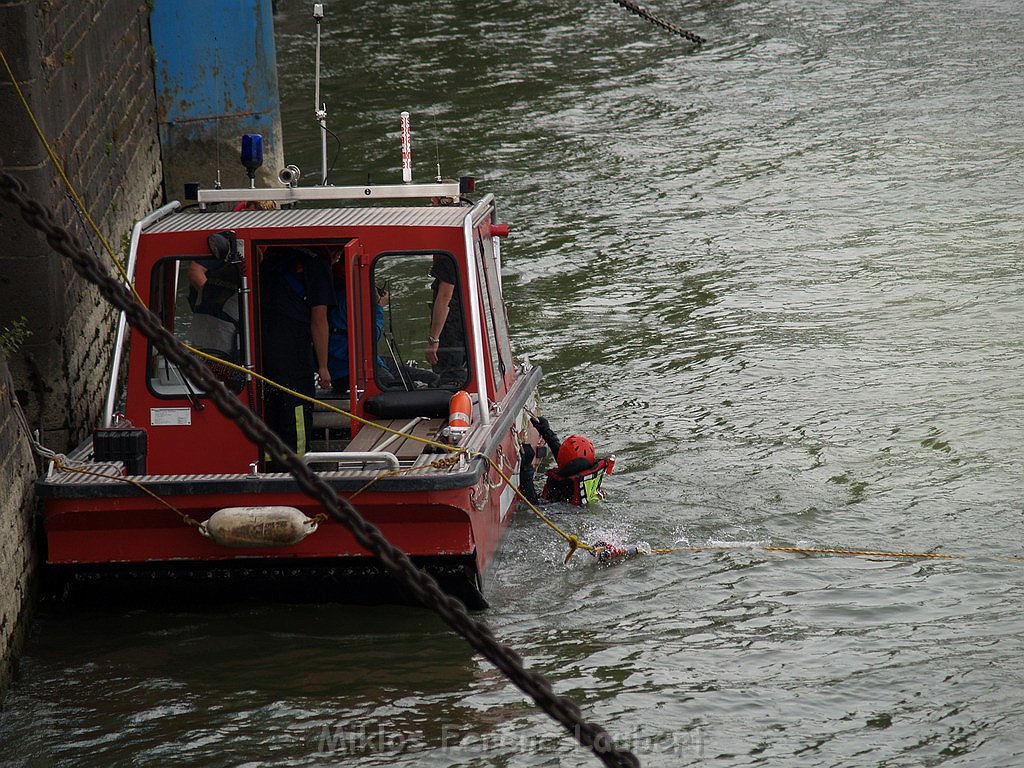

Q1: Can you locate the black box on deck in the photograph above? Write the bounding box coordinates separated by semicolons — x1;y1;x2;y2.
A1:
92;428;147;475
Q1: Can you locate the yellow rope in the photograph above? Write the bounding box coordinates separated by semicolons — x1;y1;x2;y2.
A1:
648;544;957;559
474;450;962;563
472;434;965;564
478;451;597;559
763;545;955;559
348;453;465;499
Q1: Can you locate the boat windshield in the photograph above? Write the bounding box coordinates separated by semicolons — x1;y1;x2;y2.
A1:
147;255;244;397
370;252;468;392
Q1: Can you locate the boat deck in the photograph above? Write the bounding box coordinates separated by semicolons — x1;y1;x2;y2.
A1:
40;411;469;492
347;417;444;459
38;367;540;496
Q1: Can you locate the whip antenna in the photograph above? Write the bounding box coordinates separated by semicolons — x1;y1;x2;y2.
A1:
434;114;442;182
313;3;329;184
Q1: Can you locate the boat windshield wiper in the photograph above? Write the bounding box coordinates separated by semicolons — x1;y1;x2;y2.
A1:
169;360;205;410
382;290;411;391
381;332;411;391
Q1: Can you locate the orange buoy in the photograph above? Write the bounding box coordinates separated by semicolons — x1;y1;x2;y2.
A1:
448;390;472;443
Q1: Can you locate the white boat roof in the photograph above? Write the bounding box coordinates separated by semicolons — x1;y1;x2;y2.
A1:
143;204;477;234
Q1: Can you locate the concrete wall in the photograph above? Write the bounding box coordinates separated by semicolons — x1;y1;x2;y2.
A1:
0;0;164;694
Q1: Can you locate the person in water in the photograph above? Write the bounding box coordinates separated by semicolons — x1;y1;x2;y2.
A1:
519;416;614;506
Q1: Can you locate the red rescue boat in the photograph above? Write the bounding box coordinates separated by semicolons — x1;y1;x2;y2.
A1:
37;154;541;609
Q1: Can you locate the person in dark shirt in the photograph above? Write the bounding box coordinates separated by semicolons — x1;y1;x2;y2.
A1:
259;245;336;463
425;253;467;389
187;257;241;360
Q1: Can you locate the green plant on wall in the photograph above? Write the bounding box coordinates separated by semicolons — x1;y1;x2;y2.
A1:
0;317;32;360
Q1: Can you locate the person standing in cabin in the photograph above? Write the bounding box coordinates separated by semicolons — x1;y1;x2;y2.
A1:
425;253;467;389
189;202;274;361
259;245;336;465
187;256;241;361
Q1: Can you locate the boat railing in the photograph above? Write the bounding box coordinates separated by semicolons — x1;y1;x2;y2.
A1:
302;451;400;470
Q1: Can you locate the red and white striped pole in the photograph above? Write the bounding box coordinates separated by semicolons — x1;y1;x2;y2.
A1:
400;111;412;183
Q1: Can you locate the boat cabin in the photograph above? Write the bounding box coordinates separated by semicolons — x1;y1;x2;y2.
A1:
123;189;516;475
39;178;541;609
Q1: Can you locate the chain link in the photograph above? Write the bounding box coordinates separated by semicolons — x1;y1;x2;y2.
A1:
0;170;640;768
611;0;706;45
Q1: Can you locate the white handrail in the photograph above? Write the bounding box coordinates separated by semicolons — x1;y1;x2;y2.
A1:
463;195;494;426
102;201;181;426
301;451;400;470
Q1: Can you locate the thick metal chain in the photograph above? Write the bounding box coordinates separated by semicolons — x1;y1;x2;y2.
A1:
611;0;706;45
0;170;640;768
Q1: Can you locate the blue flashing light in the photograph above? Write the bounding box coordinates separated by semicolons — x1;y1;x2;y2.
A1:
241;134;264;175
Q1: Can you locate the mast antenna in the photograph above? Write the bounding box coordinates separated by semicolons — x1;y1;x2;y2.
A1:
313;3;328;185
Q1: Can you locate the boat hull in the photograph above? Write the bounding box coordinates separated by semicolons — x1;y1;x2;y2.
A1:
43;555;487;610
37;378;539;610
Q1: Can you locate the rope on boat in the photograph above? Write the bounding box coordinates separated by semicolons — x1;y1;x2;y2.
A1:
609;0;706;45
349;452;463;499
0;170;642;768
54;459;204;529
8;386;205;529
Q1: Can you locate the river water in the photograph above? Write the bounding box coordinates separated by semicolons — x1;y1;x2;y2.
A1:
3;1;1023;766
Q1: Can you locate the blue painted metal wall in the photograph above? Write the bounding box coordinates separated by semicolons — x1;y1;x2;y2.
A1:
151;0;284;199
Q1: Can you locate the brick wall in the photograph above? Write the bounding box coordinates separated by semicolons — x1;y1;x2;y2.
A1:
0;0;163;694
0;362;38;694
0;0;163;449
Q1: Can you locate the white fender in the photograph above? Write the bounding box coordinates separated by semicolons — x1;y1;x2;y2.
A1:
202;506;317;548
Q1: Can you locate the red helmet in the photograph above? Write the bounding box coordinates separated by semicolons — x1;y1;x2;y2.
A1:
557;435;595;467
